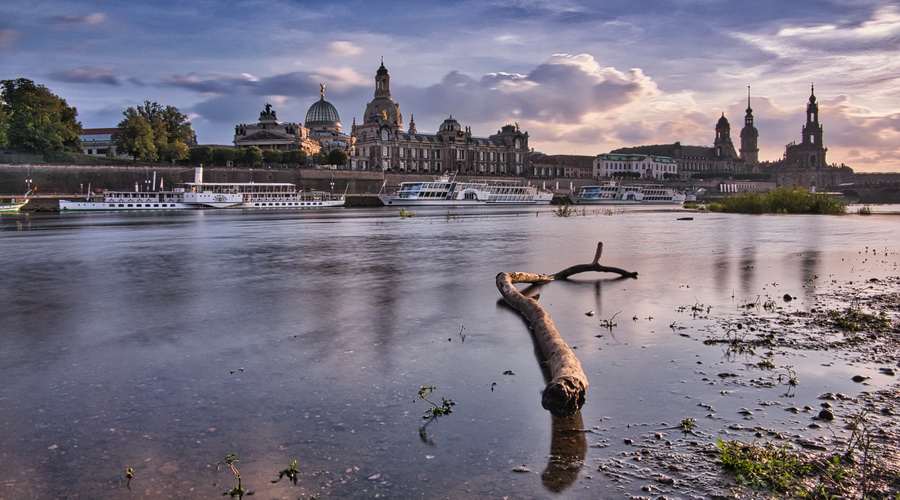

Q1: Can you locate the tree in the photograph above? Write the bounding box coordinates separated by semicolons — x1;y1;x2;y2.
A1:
284;149;307;167
238;146;263;167
311;152;327;165
212;147;235;166
0;78;83;154
115;101;192;162
327;148;349;167
190;145;213;166
263;148;282;166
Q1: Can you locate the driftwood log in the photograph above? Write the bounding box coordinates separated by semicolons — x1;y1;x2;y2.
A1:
496;242;638;417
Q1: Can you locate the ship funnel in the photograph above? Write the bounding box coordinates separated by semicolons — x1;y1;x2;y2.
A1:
194;167;203;184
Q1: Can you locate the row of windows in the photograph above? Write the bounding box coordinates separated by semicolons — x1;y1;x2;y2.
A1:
357;146;516;163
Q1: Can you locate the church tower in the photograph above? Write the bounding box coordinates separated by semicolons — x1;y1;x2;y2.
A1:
713;113;737;159
739;86;759;167
358;58;404;138
782;84;828;169
801;84;824;148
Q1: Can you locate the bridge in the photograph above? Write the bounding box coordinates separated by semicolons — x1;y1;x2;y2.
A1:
829;175;900;204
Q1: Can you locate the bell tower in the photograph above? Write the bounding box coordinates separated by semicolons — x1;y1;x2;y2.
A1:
739;86;759;166
801;84;823;148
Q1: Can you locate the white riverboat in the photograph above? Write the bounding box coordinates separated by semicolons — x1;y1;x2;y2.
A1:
59;168;345;211
180;181;345;209
378;176;553;206
0;189;33;213
569;183;686;205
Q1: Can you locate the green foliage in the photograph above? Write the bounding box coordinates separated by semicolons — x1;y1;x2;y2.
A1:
190;145;214;165
283;149;308;167
552;203;575;217
326;147;349;166
397;208;418;218
271;460;300;485
262;148;282;165
216;453;251;497
679;417;697;432
821;303;891;332
238;146;263;167
311;152;328;165
417;386;456;419
717;439;812;492
115;101;192;162
212;147;236;166
709;187;847;215
0;78;83;154
857;205;873;215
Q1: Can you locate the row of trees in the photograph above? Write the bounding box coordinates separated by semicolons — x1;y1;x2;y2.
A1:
188;146;348;168
2;78;350;167
0;78;83;154
115;101;193;163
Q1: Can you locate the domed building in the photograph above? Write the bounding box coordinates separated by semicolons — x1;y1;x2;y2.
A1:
233;103;320;153
305;84;354;154
351;60;530;174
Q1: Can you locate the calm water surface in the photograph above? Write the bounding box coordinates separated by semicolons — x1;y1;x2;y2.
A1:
1;205;898;499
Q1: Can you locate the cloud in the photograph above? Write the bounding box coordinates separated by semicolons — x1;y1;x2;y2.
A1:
0;29;22;50
326;41;363;57
399;53;656;131
50;13;109;27
48;66;122;86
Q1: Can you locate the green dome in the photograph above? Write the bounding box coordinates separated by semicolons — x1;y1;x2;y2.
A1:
305;97;340;128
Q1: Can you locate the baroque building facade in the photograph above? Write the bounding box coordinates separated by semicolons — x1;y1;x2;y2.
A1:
609;108;750;179
305;84;354;154
233;103;320;153
350;61;531;174
594;153;678;179
767;85;852;189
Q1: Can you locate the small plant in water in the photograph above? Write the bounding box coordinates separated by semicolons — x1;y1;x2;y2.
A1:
397;207;418;218
599;311;621;330
717;438;812;492
417;386;456;419
552;203;575;217
216;453;251;497
679;417;697;432
271;460;300;485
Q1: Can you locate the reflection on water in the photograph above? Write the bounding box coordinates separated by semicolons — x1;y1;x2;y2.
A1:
1;207;899;498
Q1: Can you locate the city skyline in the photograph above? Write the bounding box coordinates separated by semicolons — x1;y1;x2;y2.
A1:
1;1;898;172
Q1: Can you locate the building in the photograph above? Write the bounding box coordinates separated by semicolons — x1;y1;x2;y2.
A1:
233;103;320;153
305;84;354;154
594;153;678;179
530;153;594;178
767;85;852;189
739;86;759;167
350;60;531;174
610;107;749;178
80;128;122;157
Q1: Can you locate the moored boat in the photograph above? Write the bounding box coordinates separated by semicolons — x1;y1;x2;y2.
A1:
569;183;686;205
378;176;552;206
59;168;345;211
0;189;34;213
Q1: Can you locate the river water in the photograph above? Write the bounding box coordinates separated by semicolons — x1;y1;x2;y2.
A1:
1;205;898;499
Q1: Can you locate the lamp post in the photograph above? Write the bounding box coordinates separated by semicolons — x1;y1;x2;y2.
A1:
25;178;32;193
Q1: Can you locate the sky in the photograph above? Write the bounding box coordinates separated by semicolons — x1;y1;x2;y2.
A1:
2;0;899;172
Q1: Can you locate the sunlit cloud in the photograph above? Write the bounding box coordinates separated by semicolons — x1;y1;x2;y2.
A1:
0;29;22;50
50;13;108;27
325;41;363;57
